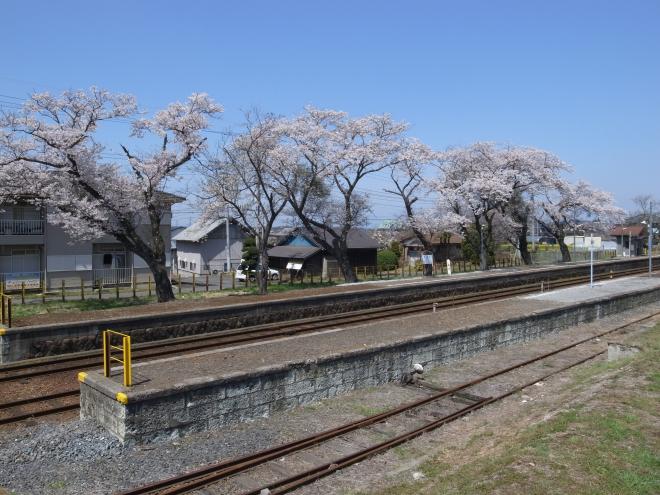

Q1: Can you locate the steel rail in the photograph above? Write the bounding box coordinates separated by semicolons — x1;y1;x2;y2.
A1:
0;264;651;383
117;310;658;495
0;266;654;426
246;350;608;495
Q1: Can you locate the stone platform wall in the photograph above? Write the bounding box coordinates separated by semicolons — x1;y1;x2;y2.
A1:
79;282;660;444
3;257;656;363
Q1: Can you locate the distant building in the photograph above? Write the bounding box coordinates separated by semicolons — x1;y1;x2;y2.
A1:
267;226;295;247
173;218;246;275
399;232;463;265
609;224;647;256
0;195;182;289
267;227;378;276
170;226;186;271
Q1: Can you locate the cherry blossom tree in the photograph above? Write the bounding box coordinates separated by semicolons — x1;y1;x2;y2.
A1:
274;107;407;282
435;143;570;268
497;146;569;264
386;138;445;252
435;142;514;270
534;179;624;262
0;88;222;302
199;112;289;295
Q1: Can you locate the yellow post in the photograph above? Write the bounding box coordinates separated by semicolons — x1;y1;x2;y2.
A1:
123;335;132;387
103;330;111;377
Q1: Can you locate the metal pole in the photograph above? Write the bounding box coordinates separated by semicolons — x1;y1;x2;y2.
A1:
649;202;653;276
589;233;594;288
225;207;231;272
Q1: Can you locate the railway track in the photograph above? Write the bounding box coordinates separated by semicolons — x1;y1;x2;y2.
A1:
0;265;655;427
116;309;659;494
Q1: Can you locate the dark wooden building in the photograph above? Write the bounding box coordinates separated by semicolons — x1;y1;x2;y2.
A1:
268;228;378;277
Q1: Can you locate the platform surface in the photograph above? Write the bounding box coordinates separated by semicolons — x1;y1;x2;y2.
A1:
82;274;660;400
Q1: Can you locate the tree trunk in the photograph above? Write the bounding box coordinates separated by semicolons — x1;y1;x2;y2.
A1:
148;259;175;302
336;248;357;283
477;218;488;271
119;228;175;303
257;245;269;295
557;235;571;262
518;223;532;265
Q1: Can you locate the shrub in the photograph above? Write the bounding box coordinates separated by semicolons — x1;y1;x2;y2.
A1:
377;249;399;269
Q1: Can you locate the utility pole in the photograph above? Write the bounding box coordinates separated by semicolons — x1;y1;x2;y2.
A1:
225;206;231;272
648;202;653;276
629;231;632;257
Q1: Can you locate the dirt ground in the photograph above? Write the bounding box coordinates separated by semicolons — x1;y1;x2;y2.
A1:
293;315;660;495
12;283;374;327
1;304;657;495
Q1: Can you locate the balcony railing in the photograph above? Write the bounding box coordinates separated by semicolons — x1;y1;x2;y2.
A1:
0;219;44;235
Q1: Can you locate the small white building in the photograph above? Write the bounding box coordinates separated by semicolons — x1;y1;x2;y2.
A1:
173;218;246;275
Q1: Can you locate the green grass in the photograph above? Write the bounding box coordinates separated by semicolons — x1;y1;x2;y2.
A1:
7;281;339;320
359;325;660;495
11;297;155;318
352;404;390;417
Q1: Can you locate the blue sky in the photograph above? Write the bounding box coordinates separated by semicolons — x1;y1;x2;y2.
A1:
2;1;659;226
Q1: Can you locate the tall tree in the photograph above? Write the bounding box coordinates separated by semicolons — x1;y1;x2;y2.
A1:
498;146;569;265
535;179;624;262
386;138;443;252
435;142;513;270
275;107;406;282
200;113;288;295
0;88;222;302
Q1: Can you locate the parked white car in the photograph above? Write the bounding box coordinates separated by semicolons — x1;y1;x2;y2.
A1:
235;265;280;281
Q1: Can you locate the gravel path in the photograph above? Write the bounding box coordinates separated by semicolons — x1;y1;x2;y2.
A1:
1;302;658;495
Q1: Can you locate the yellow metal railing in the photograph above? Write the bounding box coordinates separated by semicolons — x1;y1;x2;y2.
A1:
102;329;132;387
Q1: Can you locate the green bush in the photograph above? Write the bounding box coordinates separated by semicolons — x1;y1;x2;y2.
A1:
241;236;258;268
377;249;399;269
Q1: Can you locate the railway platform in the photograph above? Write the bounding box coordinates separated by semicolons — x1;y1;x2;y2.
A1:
3;256;657;364
78;274;660;444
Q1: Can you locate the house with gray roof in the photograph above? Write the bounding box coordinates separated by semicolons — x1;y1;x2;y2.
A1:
173;218;246;275
267;227;378;276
